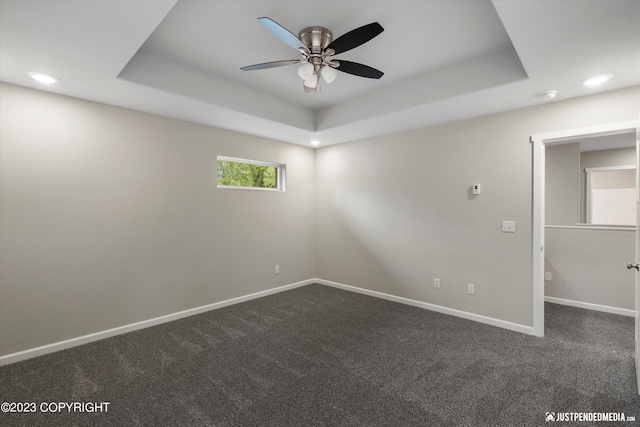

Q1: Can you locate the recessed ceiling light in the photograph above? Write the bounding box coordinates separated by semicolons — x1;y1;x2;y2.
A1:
537;90;558;101
581;74;612;87
27;72;60;85
310;140;321;146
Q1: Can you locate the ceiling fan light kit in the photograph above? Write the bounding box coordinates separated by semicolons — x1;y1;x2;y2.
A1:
320;65;337;84
241;18;384;93
298;62;314;80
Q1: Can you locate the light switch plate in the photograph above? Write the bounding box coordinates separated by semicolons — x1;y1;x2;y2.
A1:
502;221;516;233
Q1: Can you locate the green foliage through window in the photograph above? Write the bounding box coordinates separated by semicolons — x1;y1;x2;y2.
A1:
217;159;279;189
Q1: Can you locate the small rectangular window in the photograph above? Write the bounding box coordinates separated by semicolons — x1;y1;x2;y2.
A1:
217;156;286;191
585;165;635;225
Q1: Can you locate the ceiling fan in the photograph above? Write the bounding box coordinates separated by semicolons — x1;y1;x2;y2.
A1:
241;17;384;92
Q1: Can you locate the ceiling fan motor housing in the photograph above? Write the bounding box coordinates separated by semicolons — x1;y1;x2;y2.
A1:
299;26;333;55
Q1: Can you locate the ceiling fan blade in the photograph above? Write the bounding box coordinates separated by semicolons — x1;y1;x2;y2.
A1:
334;61;384;79
241;60;299;71
326;22;383;55
258;17;308;52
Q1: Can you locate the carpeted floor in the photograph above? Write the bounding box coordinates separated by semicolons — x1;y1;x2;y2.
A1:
1;284;638;426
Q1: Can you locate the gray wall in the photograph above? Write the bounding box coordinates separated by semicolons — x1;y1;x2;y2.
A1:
0;83;316;356
545;228;634;310
1;82;638;356
545;143;580;226
545;145;635;225
315;86;639;327
580;147;636;223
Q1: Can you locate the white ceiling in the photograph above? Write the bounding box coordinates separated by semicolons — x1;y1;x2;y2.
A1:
1;0;639;147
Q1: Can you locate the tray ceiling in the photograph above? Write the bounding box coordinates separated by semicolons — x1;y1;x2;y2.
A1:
1;0;638;146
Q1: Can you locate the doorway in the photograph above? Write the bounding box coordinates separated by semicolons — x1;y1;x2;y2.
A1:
544;133;636;315
531;121;639;335
531;120;640;394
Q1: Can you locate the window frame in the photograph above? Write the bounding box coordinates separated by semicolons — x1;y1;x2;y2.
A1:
216;155;286;192
585;164;635;225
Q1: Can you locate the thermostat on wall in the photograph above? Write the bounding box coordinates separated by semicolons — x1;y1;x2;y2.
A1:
472;184;481;195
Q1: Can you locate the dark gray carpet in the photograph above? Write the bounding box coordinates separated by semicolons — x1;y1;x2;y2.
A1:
1;284;638;426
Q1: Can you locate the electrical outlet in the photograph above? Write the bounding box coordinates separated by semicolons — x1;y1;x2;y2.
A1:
545;272;552;281
275;265;280;274
434;278;441;288
467;284;475;295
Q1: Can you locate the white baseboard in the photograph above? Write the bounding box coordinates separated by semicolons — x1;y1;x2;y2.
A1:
0;279;315;366
544;296;635;317
315;279;535;336
1;277;542;366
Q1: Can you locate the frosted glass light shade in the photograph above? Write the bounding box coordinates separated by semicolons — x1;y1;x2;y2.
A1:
321;66;337;84
298;63;314;80
303;75;318;88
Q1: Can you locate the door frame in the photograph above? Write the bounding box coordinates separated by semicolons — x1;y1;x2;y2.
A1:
531;120;639;337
